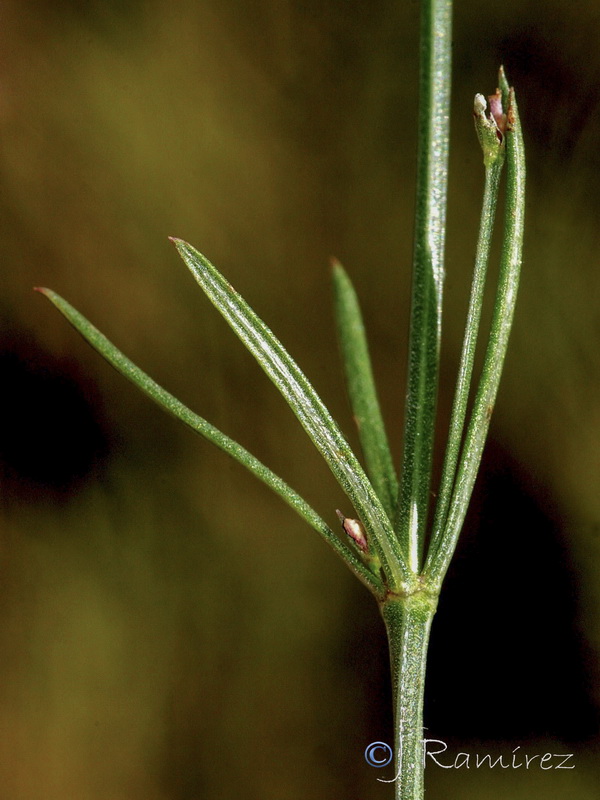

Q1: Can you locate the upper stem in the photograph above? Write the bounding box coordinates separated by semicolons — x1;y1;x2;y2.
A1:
396;0;452;570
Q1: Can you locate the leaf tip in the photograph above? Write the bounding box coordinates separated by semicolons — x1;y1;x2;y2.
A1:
498;65;512;106
34;287;56;302
330;256;345;280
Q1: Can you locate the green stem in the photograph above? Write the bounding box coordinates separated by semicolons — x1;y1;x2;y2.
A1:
381;593;438;800
396;0;452;570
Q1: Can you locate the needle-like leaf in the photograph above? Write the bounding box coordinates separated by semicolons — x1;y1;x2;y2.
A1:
428;88;506;559
331;260;399;519
172;238;415;592
425;75;526;587
36;287;386;597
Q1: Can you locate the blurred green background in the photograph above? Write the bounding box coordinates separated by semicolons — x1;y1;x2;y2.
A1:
1;0;599;797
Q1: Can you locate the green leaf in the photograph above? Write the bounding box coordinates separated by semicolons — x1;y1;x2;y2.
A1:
425;76;526;587
396;0;452;572
428;89;506;562
171;239;415;592
331;260;398;518
36;287;386;597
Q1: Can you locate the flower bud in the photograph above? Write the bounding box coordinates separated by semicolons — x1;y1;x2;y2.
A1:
473;91;506;168
336;509;368;552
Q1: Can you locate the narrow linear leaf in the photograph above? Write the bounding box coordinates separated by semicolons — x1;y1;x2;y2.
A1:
396;0;452;573
36;288;385;597
428;90;506;560
425;79;526;586
171;239;415;591
331;260;398;518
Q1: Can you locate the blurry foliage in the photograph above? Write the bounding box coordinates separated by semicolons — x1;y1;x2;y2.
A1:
0;0;599;797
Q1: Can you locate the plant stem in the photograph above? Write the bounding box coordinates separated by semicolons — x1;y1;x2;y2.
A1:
380;592;438;800
396;0;452;570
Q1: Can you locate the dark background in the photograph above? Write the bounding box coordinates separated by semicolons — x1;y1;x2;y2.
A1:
1;1;599;797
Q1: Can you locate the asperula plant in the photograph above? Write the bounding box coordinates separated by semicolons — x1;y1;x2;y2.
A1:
37;2;525;797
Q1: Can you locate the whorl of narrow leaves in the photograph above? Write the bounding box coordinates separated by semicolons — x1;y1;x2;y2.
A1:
37;70;524;604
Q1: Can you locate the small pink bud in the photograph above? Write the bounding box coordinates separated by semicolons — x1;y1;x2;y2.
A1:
488;88;506;137
336;509;368;552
